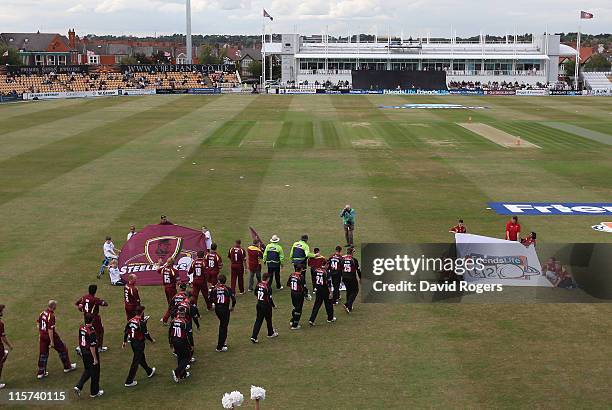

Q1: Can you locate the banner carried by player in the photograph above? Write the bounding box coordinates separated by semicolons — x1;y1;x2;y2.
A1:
118;224;206;285
455;233;551;287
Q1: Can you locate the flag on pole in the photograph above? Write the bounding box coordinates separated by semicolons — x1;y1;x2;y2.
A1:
263;9;273;21
580;11;594;19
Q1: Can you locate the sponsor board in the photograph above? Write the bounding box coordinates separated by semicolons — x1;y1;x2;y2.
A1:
449;90;485;96
156;89;189;94
483;90;516;96
349;90;383;94
121;64;235;74
549;90;581;96
278;88;317;94
380;103;487;110
515;89;549;96
0;94;21;103
22;90;119;100
119;89;157;96
187;88;221;95
7;65;88;75
220;87;245;94
592;222;612;233
455;233;549;287
489;202;612;215
382;89;450;95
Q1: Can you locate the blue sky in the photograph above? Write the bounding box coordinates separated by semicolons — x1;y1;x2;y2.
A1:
2;0;611;37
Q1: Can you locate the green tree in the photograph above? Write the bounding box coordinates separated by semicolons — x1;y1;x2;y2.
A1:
0;45;22;65
249;61;262;79
584;54;611;72
198;45;221;65
120;56;139;65
564;60;576;77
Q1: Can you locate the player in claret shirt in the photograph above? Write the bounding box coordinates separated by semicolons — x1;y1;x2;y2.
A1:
205;243;223;286
308;248;327;292
287;268;306;330
122;306;156;387
250;273;278;343
449;219;467;234
341;247;362;314
308;265;336;326
124;274;141;320
247;240;264;291
158;257;179;324
189;250;211;309
0;304;14;390
36;300;76;379
228;240;247;295
328;246;343;304
74;314;102;398
169;306;191;382
209;274;236;352
75;284;108;353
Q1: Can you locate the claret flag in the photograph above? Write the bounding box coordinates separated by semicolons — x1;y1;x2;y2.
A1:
580;11;594;19
263;9;273;21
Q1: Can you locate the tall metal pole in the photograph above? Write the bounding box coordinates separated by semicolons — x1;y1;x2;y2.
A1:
186;0;192;64
575;17;581;90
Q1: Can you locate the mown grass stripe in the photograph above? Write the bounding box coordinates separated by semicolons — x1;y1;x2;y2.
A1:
317;120;341;148
204;120;256;146
0;96;210;206
0;96;131;136
275;121;314;148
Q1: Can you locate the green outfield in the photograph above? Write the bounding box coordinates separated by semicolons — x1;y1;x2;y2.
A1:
1;94;612;409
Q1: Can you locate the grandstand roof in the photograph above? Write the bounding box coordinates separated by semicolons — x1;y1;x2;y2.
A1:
0;32;71;52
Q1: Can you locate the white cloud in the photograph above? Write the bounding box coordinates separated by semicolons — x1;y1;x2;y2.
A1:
0;0;611;36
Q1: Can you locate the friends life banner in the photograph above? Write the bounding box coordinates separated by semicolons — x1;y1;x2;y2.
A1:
118;224;206;285
455;233;551;287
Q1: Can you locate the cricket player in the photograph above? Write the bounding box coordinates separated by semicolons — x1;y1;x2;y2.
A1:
250;273;278;343
247;240;264;291
228;240;247;294
449;219;467;233
0;304;13;390
124;274;141;320
159;257;179;324
328;246;343;304
341;248;362;313
169;306;191;382
74;314;102;398
37;300;76;379
506;216;521;241
308;247;327;291
263;235;285;290
204;243;223;286
209;274;236;352
122;306;156;387
308;266;336;325
287;269;306;329
189;250;211;309
75;285;108;352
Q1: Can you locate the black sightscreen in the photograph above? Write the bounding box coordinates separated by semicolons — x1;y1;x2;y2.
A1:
351;70;447;90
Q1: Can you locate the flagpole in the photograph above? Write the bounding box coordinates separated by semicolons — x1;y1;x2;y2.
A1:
574;13;581;90
261;12;266;92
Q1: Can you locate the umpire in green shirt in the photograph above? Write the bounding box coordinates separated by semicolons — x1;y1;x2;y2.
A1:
263;235;285;290
340;204;356;246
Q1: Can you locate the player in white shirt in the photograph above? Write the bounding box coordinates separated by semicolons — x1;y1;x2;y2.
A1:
107;259;125;286
126;225;137;241
202;226;212;251
98;236;119;279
